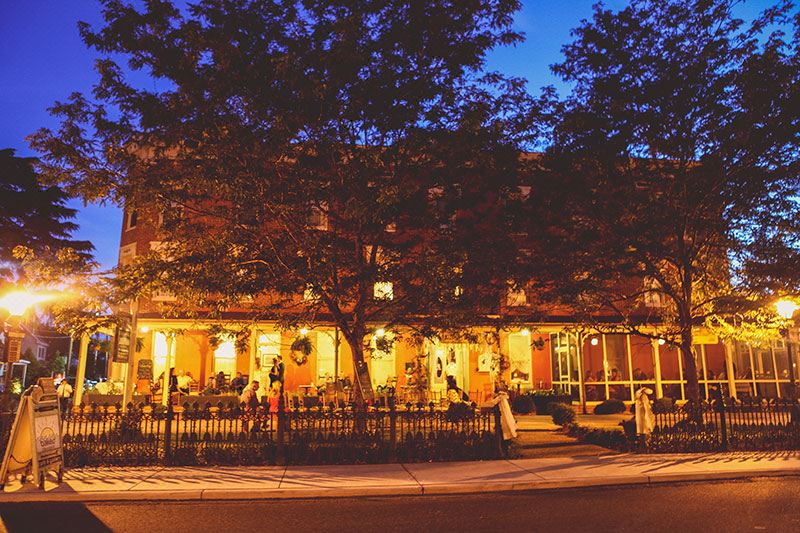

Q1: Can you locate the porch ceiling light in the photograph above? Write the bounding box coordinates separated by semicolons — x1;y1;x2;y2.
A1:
299;328;309;336
375;328;386;338
775;299;799;320
140;326;150;333
0;290;53;317
520;328;530;336
658;338;666;345
590;337;599;346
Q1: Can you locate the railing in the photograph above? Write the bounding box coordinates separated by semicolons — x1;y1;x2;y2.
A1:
53;400;500;467
642;398;800;452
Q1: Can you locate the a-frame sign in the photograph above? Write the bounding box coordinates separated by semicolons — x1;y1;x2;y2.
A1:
0;378;64;490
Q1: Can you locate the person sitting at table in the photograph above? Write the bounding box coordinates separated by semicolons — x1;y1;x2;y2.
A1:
230;371;247;394
215;371;226;392
177;371;194;394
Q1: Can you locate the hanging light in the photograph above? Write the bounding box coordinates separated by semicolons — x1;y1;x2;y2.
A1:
520;328;530;337
139;326;150;333
375;328;386;338
299;328;309;336
590;337;599;346
658;338;666;345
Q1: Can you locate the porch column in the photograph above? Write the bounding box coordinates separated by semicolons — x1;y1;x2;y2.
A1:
724;341;737;400
249;325;258;396
575;332;586;413
652;339;664;399
161;332;176;406
73;333;90;408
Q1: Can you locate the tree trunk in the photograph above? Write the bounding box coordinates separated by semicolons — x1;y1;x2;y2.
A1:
342;330;374;408
681;328;700;403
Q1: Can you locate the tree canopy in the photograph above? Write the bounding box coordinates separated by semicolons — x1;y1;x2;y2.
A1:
527;0;800;401
31;0;536;402
0;148;93;283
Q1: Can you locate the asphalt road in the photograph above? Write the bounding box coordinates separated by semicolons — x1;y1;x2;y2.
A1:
1;477;799;533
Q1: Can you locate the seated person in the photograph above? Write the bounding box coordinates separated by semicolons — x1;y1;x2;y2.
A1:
177;371;195;394
230;372;247;394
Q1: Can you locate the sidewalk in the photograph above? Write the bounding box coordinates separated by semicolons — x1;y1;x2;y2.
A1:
2;452;799;502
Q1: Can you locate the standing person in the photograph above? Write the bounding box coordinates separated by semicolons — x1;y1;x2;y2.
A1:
445;350;458;391
268;358;279;389
56;378;73;418
276;355;285;391
239;380;260;432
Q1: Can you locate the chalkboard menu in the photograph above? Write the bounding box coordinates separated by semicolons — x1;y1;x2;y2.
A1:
137;359;153;381
114;317;132;363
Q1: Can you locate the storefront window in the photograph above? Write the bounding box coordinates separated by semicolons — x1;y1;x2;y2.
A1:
703;343;727;380
659;343;681;380
508;333;532;384
773;340;790;380
751;344;775;380
582;336;604;401
629;336;655;381
316;331;338;381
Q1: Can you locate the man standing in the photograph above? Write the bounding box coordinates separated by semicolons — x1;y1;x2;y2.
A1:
56;378;73;419
276;355;285;391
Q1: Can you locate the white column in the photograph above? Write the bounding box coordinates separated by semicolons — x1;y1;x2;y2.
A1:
652;339;663;399
161;332;175;406
73;333;90;408
724;341;737;399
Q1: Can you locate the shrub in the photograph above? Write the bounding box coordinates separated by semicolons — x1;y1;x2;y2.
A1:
551;403;576;426
528;389;571;414
511;394;535;414
446;401;473;422
594;399;626;415
652;397;674;414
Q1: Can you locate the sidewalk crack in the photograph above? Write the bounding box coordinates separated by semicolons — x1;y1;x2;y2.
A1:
127;467;165;491
400;463;424;495
276;465;288;488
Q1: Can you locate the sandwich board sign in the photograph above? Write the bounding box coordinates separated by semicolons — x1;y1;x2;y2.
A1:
0;377;64;490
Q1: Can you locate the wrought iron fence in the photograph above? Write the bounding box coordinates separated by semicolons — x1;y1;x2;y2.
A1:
51;400;501;467
641;398;800;452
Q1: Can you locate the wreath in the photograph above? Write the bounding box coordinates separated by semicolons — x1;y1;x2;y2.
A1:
290;336;312;366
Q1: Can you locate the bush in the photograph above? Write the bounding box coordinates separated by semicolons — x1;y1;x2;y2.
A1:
511;394;535;414
551;403;576;426
652;397;674;414
528;390;571;414
446;401;474;422
594;399;626;415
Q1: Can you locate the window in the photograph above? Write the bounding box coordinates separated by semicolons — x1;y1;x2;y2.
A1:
629;335;655;381
214;336;238;377
315;331;338;381
643;277;663;307
370;334;396;387
257;333;280;371
36;346;46;361
374;281;394;300
307;202;328;230
508;333;532;383
507;286;527;307
126;210;138;230
303;284;319;302
118;243;137;267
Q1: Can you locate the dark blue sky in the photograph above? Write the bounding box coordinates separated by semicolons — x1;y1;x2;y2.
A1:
0;0;769;270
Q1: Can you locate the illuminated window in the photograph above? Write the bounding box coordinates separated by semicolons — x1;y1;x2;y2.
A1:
316;331;338;381
307;202;328;230
153;331;169;379
508;333;532;383
507;286;527;306
374;281;394;300
303;284;319;301
370;333;396;387
214;336;238;377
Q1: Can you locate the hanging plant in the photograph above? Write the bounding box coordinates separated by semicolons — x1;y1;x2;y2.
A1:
374;335;394;354
290;336;312;365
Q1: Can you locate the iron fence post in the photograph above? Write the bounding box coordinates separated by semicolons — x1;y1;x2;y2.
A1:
164;402;174;464
277;392;286;464
717;397;728;451
493;405;504;458
388;402;397;462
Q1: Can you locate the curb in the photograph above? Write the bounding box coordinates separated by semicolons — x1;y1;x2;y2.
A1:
2;469;799;503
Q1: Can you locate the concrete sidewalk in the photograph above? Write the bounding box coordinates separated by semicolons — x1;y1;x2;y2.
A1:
2;452;799;502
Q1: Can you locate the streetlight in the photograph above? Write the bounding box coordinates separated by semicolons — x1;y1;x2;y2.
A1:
775;298;799;398
0;290;54;393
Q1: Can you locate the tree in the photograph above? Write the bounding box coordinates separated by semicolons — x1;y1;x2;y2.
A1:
527;0;800;402
0;149;93;282
32;0;536;404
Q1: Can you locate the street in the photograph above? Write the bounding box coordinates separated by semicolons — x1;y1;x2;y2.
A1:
1;477;798;533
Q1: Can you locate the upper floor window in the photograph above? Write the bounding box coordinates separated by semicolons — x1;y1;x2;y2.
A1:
37;346;46;361
307;202;328;230
507;285;528;307
374;281;394;301
126;210;138;230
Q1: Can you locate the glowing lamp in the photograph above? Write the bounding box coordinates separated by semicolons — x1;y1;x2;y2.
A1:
0;291;52;317
520;328;530;337
658;338;666;345
140;326;150;333
299;328;309;336
375;328;386;338
775;299;799;320
590;337;599;346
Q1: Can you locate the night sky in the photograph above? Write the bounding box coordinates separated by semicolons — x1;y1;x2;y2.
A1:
0;0;769;270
